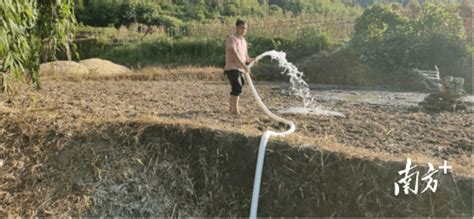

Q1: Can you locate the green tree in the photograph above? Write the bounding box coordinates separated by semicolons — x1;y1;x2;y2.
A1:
187;0;207;21
268;4;283;15
351;3;470;82
224;2;239;16
115;3;137;28
135;2;160;25
76;0;118;26
407;3;469;74
351;4;409;70
0;0;77;92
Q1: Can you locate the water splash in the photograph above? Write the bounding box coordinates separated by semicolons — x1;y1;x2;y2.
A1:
255;50;314;109
253;50;344;117
279;107;345;117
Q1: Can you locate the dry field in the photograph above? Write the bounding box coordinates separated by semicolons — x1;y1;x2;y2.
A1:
0;66;472;216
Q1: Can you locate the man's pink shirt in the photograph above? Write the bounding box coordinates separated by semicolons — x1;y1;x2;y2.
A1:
224;34;247;72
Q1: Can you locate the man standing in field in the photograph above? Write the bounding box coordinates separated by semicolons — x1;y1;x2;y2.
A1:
224;19;255;115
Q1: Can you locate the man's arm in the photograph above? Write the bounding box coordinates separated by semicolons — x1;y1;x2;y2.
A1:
246;54;254;64
245;44;256;66
232;47;250;73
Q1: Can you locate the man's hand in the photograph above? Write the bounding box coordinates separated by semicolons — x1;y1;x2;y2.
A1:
245;66;251;74
248;57;258;66
253;59;258;67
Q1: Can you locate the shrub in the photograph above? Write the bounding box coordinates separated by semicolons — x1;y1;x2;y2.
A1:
351;4;409;71
115;3;137;27
74;36;225;67
224;3;239;16
158;15;184;29
290;26;334;60
246;35;292;58
351;3;471;89
299;47;381;86
76;0;118;27
268;5;283;16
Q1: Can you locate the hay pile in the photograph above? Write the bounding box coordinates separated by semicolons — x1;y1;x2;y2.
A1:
40;61;90;75
40;59;131;76
80;58;132;75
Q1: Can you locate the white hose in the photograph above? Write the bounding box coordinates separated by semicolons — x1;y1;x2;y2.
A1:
246;54;296;219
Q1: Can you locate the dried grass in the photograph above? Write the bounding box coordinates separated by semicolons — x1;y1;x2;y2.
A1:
40;59;133;77
80;58;132;75
40;61;90;75
0;113;207;217
43;65;225;82
0;111;471;217
0;111;90;217
0;67;471;216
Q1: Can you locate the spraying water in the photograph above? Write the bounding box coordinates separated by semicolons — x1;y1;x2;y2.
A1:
254;50;344;117
247;50;342;219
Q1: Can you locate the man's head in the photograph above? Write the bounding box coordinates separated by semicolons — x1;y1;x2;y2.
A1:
235;19;247;37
